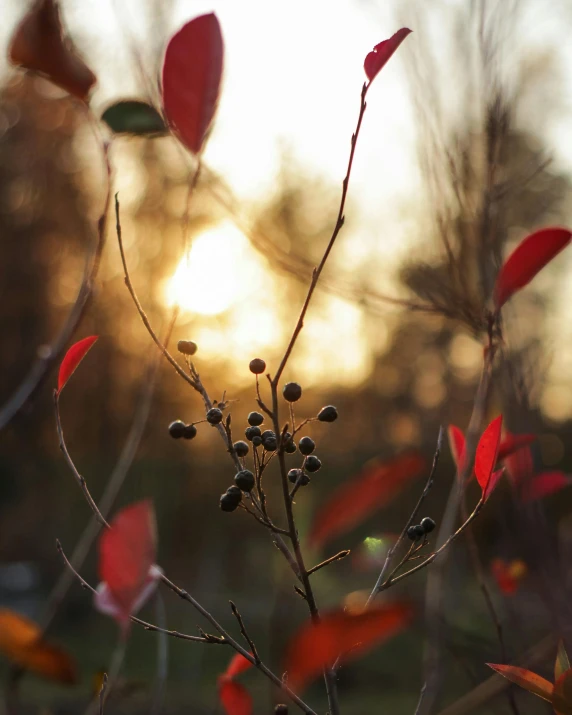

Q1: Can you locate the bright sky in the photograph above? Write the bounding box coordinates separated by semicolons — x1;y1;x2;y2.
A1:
3;0;572;408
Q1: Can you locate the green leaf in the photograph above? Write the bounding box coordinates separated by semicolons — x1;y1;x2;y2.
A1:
101;101;167;136
556;641;571;682
487;664;553;703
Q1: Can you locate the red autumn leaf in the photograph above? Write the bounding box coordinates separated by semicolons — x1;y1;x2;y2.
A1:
553;668;572;715
284;603;412;692
498;433;536;461
162;13;224;155
448;425;467;471
57;336;98;394
487;664;554;702
364;28;412;83
218;679;252;715
475;416;502;499
503;437;535;487
0;609;77;684
308;453;425;549
9;0;96;101
222;652;253;681
521;471;571;503
493;227;572;309
491;559;527;595
97;501;158;630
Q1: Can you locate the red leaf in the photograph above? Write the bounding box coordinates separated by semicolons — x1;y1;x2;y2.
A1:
491;559;526;595
475;416;502;499
487;663;553;702
308;453;425;549
222;652;253;681
284;603;412;692
218;679;252;715
364;28;412;83
493;227;572;309
503;437;534;486
97;501;157;629
9;0;96;101
498;433;535;461
162;13;224;154
57;336;98;394
521;471;571;503
448;425;467;473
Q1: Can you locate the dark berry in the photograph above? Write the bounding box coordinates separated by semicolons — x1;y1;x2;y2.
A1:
247;411;264;426
414;524;426;540
168;420;185;439
283;432;297;454
283;382;302;402
206;407;223;425
275;706;288;714
252;435;263;447
220;493;240;512
304;455;321;473
407;526;418;541
298;436;315;456
261;429;276;442
245;426;262;441
420;517;436;534
233;440;249;458
317;405;338;423
288;469;309;486
249;358;266;375
234;469;255;492
177;340;197;356
261;430;277;451
183;423;197;440
225;485;242;499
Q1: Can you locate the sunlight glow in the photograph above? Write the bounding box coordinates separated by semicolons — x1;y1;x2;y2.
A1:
167;222;261;316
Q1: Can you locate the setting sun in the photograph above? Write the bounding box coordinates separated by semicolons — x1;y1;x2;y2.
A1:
166;221;263;315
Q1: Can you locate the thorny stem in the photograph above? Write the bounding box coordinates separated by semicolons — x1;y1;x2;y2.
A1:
57;541;318;715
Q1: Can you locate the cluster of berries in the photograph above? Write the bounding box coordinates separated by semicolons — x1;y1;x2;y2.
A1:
168;420;197;440
407;517;436;542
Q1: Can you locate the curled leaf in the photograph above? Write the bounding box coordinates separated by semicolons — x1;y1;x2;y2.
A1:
487;663;553;703
162;13;224;154
101;100;167;136
308;453;424;549
9;0;96;101
96;500;159;631
284;603;413;692
364;28;412;83
218;678;252;715
555;641;570;683
494;227;572;309
475;416;502;499
57;336;98;394
0;609;77;684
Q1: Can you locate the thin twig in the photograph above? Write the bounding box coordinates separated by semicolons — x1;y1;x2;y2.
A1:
98;672;108;715
230;601;260;664
366;427;444;606
307;550;350;576
54;392;109;528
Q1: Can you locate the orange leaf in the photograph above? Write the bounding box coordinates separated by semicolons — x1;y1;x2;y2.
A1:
218;679;252;715
364;28;412;83
554;668;572;715
487;663;553;702
0;609;76;684
97;501;158;629
162;13;224;154
308;453;425;549
57;335;98;394
9;0;96;101
284;603;413;692
494;227;572;309
475;416;502;499
222;652;253;680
